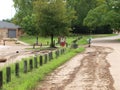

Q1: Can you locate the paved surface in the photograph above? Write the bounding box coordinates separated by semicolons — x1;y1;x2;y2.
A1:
92;34;120;90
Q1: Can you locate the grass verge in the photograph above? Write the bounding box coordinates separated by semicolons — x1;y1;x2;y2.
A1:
1;47;85;90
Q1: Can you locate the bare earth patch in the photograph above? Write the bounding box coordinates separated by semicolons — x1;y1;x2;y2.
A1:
35;46;114;90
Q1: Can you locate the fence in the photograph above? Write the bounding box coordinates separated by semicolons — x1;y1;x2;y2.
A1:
0;48;65;88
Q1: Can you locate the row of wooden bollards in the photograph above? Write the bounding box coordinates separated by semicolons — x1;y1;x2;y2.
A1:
0;48;65;88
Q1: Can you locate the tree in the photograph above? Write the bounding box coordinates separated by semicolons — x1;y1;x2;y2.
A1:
13;0;34;24
18;14;39;37
83;0;120;33
34;0;74;47
103;10;120;32
83;4;108;29
66;0;98;34
13;0;40;44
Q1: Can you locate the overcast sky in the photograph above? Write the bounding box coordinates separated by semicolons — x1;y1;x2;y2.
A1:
0;0;16;21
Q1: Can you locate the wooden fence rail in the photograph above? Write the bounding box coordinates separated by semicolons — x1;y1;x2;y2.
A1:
0;48;66;88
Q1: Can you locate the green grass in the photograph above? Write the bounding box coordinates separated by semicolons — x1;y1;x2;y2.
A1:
19;34;117;45
1;47;85;90
19;35;85;45
19;35;51;45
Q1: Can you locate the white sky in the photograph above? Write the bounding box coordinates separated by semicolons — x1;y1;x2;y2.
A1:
0;0;16;20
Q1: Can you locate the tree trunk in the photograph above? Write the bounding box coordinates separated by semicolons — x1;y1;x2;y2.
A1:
36;36;38;45
50;34;55;48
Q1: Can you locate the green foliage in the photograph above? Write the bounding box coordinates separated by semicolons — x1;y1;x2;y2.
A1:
34;0;74;36
83;0;120;32
12;0;38;36
33;0;75;47
103;10;120;30
12;0;120;36
67;0;97;26
13;0;34;23
83;4;108;28
20;14;38;35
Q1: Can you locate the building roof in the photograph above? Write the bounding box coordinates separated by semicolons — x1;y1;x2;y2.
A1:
0;21;20;29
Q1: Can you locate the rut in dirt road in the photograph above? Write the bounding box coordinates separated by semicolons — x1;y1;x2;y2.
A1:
35;46;115;90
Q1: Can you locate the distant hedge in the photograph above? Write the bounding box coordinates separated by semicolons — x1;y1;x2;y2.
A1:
71;25;113;34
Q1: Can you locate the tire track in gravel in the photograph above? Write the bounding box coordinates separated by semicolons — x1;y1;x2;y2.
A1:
35;46;115;90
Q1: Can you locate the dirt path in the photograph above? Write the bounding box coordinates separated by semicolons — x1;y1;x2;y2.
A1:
35;46;115;90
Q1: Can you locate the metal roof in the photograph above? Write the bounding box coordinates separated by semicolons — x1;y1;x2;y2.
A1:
0;21;20;29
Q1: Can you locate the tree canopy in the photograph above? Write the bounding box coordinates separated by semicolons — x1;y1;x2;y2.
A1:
84;0;120;32
12;0;120;37
33;0;75;47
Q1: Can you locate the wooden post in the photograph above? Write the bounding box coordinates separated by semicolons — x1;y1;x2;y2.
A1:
15;63;19;77
48;53;50;61
57;50;59;57
60;49;63;55
3;40;5;46
34;57;38;68
29;59;33;71
63;48;65;54
0;71;3;88
24;60;27;73
49;52;51;61
49;52;53;60
33;44;35;49
6;67;11;83
39;56;43;66
55;50;58;58
51;52;53;59
88;38;91;47
44;54;47;64
63;49;65;54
